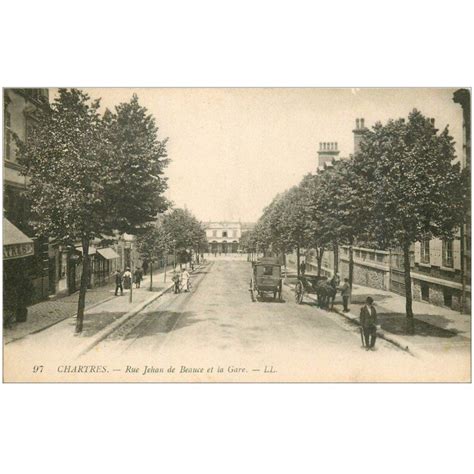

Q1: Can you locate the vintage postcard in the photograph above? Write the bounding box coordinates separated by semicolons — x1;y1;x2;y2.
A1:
2;87;471;382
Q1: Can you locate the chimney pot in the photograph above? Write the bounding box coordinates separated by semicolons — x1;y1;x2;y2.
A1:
361;118;365;128
356;118;360;129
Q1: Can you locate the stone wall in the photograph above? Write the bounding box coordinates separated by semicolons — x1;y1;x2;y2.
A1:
339;259;388;290
413;278;471;313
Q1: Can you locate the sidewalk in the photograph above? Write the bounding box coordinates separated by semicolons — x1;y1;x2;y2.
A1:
3;265;174;344
332;284;471;357
283;263;471;357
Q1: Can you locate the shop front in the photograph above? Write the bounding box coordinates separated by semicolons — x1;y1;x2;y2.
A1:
3;218;35;325
95;247;120;286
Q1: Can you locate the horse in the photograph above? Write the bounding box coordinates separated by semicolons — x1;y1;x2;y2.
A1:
315;280;337;310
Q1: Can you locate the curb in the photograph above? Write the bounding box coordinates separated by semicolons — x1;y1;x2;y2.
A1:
4;294;117;345
331;306;414;356
75;262;206;358
284;280;415;356
75;282;175;358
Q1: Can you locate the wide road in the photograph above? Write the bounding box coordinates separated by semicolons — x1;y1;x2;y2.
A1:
84;257;445;382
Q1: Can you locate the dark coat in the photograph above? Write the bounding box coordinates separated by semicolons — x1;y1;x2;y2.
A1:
360;305;377;328
134;269;143;283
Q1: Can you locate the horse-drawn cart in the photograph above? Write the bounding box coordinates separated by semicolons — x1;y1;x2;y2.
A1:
293;274;337;309
249;257;283;302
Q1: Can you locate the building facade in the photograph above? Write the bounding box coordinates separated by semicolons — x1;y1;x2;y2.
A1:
411;89;471;313
3;89;123;306
3;88;51;304
204;222;242;254
308;108;471;314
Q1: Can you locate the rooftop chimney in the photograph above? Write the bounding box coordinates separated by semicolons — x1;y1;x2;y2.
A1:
353;117;368;155
317;140;340;169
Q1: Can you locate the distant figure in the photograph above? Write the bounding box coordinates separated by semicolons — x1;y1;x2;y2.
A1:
142;260;149;275
114;270;123;296
123;268;132;290
300;261;306;275
339;278;351;312
134;267;143;288
360;296;378;350
181;268;191;292
172;272;180;294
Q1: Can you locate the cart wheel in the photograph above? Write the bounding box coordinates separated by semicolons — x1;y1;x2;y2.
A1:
295;281;304;304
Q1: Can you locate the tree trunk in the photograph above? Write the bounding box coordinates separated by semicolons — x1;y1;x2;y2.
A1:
296;246;300;277
403;241;414;334
75;237;90;334
333;241;339;274
316;247;324;276
150;261;153;291
348;243;354;289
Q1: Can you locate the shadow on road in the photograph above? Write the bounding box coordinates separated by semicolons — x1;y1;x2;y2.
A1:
120;311;200;340
378;313;460;338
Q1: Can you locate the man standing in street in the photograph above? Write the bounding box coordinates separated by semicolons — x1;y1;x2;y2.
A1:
360;296;377;350
339;277;351;312
172;271;180;294
114;269;123;296
300;260;306;276
134;267;143;288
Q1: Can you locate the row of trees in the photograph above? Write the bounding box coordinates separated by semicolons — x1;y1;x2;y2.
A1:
243;110;469;331
16;89;169;333
136;208;208;288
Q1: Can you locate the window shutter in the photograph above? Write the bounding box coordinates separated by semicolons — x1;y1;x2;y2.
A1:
430;239;442;267
453;238;461;270
414;242;421;263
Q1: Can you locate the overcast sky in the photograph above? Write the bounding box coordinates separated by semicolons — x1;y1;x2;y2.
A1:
53;88;464;223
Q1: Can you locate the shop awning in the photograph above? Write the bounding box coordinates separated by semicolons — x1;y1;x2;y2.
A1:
97;247;120;260
3;218;34;260
75;245;97;256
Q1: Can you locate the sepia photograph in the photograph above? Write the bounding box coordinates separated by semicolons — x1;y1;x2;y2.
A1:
2;87;471;382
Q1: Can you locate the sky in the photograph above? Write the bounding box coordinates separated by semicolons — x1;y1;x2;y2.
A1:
52;88;464;223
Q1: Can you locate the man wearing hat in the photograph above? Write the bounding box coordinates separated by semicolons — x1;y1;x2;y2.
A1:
360;296;377;350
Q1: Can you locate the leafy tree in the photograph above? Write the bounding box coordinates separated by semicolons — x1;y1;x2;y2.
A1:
315;159;369;286
277;186;313;274
102;94;169;233
161;208;206;268
16;89;169;333
300;174;333;276
136;223;169;290
356;109;466;331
